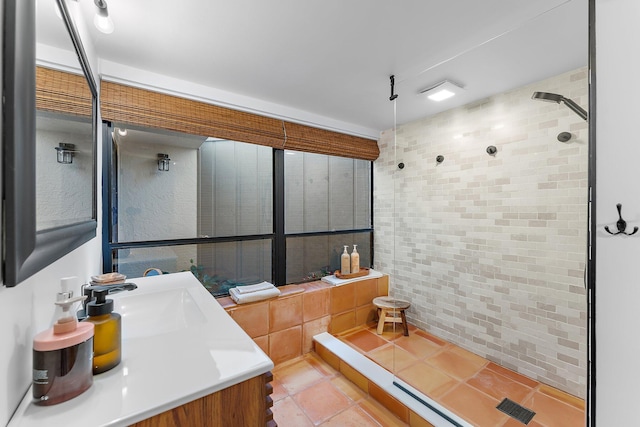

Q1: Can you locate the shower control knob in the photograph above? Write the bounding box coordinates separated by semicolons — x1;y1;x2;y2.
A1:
557;132;573;142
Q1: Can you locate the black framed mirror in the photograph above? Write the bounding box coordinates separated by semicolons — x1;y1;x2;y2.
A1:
3;0;98;287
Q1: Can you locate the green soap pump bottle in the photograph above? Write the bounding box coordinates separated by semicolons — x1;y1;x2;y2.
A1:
83;289;121;374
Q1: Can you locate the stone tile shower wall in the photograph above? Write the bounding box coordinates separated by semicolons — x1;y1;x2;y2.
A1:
374;68;588;398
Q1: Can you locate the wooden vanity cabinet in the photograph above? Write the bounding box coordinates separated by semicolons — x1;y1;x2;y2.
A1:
131;371;276;427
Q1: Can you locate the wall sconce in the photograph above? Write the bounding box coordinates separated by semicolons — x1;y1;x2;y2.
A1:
55;143;76;164
93;0;114;34
157;153;170;171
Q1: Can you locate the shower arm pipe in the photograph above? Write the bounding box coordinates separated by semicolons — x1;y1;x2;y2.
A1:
561;97;588;121
532;91;588;121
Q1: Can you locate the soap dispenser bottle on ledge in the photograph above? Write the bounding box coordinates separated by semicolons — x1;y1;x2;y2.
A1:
83;289;121;374
341;245;351;275
351;244;360;274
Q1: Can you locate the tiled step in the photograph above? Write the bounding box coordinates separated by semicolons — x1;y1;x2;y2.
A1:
313;332;471;427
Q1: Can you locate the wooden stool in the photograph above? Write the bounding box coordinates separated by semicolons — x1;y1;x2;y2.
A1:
373;297;411;336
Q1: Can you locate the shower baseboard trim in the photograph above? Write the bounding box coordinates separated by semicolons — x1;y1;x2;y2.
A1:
313;332;472;427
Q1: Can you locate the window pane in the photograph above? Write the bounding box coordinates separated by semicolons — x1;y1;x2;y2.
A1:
115;127;272;242
285;232;371;283
284;151;371;234
115;128;201;242
114;240;272;297
199;139;273;237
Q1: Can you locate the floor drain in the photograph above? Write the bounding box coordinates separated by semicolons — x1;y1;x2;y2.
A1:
496;398;536;425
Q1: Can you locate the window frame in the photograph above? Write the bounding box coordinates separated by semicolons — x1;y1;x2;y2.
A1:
101;122;374;289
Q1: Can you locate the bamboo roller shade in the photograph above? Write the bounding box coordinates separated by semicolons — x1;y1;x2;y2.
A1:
100;81;379;161
36;67;93;118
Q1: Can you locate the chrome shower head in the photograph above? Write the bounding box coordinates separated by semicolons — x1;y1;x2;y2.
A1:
532;92;563;103
531;91;587;121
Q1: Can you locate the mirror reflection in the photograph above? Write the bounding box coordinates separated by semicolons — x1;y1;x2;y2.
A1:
36;110;93;230
35;0;96;233
2;0;99;287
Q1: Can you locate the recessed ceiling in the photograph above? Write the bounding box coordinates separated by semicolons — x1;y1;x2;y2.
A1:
36;0;587;138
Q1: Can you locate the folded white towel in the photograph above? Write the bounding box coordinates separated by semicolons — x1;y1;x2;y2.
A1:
233;281;276;294
229;286;281;304
321;269;383;286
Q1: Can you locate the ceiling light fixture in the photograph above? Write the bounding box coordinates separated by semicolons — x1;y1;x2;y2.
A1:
419;80;464;102
93;0;114;34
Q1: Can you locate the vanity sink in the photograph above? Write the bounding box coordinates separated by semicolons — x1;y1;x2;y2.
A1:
8;271;274;427
113;285;207;339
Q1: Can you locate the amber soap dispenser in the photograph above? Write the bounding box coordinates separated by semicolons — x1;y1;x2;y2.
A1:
83;289;121;374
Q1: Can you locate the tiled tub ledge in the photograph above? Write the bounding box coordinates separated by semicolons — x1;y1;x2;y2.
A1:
314;332;469;427
216;276;389;365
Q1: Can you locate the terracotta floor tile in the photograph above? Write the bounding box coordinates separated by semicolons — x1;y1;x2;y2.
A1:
272;396;314;427
449;345;489;368
367;343;419;373
359;397;409;427
313;324;584;427
373;324;407;340
466;367;533;403
305;352;340;378
523;391;586;427
274;358;325;394
439;383;508;427
331;375;368;402
344;329;390;352
393;334;442;359
425;348;486;380
486;362;539;388
396;361;458;398
500;417;545;427
538;384;585;411
414;330;448;347
271;377;289;402
320;405;381;426
294;380;353;424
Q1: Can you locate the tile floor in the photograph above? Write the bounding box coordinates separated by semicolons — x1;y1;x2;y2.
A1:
271;352;411;426
336;324;586;427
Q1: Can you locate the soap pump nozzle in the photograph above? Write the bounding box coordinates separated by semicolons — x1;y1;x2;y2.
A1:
53;296;86;335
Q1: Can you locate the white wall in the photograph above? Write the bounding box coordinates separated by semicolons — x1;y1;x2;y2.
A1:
595;0;640;424
0;3;102;425
375;68;589;398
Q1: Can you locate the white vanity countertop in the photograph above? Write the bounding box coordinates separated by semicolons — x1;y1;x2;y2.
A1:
8;272;274;427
